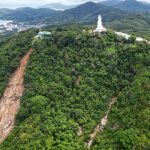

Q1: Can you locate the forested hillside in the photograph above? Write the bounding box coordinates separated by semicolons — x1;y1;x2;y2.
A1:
114;0;150;12
0;31;15;43
100;0;150;12
44;2;129;24
0;30;36;97
0;26;149;149
0;2;150;40
43;2;150;39
0;8;12;18
99;0;122;6
106;13;150;40
0;8;59;22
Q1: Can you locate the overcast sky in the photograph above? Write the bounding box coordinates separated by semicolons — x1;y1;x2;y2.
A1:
0;0;150;8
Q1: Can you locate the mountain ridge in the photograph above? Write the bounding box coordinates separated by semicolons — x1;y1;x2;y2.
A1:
0;7;60;22
0;1;150;39
114;0;150;12
44;2;128;24
99;0;123;6
41;3;78;10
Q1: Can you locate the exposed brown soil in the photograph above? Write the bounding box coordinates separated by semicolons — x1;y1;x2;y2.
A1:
85;97;117;149
0;48;32;143
75;75;82;87
77;127;83;136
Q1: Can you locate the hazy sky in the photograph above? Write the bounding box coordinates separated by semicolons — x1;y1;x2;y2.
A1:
0;0;150;8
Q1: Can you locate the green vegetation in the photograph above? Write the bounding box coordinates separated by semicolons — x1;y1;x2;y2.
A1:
113;0;150;12
0;26;150;149
0;29;36;96
0;8;12;18
0;2;149;40
0;8;57;22
106;13;150;40
0;31;17;43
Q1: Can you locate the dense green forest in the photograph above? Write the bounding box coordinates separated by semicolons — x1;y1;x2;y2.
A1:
0;30;36;96
0;26;150;149
0;31;17;43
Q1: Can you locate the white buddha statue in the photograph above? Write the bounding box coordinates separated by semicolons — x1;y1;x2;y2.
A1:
94;15;106;32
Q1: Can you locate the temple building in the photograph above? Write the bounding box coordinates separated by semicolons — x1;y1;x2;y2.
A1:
94;15;106;33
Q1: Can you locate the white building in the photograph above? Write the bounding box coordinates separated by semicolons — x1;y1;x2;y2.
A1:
115;32;149;43
115;31;131;40
136;37;144;42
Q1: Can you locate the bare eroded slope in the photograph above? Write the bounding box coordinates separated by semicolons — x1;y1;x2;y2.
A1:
0;48;32;143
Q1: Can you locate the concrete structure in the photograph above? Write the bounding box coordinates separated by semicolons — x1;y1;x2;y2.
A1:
115;31;131;40
115;32;150;44
136;37;144;42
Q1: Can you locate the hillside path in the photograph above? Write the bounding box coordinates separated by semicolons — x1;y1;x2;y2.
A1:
85;96;117;149
0;48;32;143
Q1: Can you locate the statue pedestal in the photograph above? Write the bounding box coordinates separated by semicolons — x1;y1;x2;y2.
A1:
95;27;106;32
